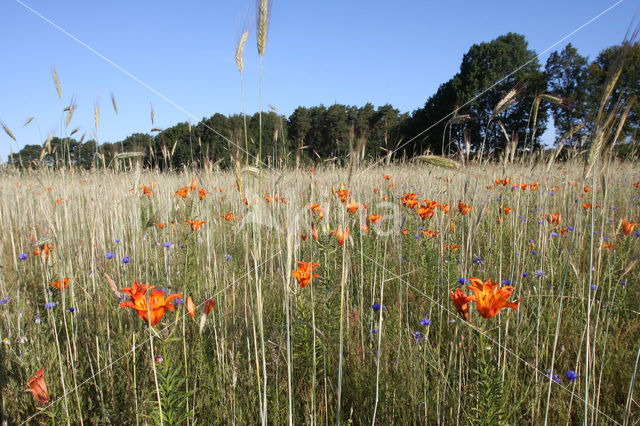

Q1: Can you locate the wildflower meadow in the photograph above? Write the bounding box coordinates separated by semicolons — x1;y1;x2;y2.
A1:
2;1;640;424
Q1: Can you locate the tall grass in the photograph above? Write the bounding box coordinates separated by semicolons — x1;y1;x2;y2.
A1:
1;158;639;424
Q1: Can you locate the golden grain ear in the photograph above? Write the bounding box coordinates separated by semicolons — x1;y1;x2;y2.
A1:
257;0;271;56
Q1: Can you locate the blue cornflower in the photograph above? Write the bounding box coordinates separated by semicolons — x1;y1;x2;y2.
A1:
636;232;640;238
590;284;597;291
551;232;558;237
45;302;56;309
68;307;75;313
34;314;41;324
535;269;545;278
105;252;115;260
531;250;538;255
122;256;130;264
163;242;173;248
0;298;10;305
179;244;186;249
412;331;424;342
545;369;560;384
501;279;511;285
522;272;529;278
372;303;386;312
566;370;578;381
115;238;121;243
458;277;469;285
371;328;378;334
567;226;574;231
621;281;627;287
18;253;28;261
225;254;232;261
420;317;431;326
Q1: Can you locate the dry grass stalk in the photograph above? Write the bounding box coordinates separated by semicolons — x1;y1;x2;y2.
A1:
94;103;100;133
51;66;62;99
150;104;155;125
236;31;249;73
39;131;55;162
1;121;17;141
65;102;76;128
417;154;461;170
23;117;34;126
257;0;271;56
111;93;118;115
491;87;519;119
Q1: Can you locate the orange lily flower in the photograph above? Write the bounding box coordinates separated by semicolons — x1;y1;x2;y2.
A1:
300;233;308;241
336;226;349;246
186;296;195;318
120;282;181;326
439;203;450;214
189;178;198;191
32;244;54;260
346;201;360;213
361;225;370;233
203;299;216;316
185;219;206;231
416;205;435;220
139;185;153;198
581;203;592;210
198;188;207;200
443;243;462;251
422;229;439;238
311;223;319;241
336;188;351;203
174;187;189;198
501;206;512;215
400;229;408;235
24;368;49;405
467;277;519;319
497;216;504;225
458;202;471;216
49;278;69;291
603;242;616;250
366;214;381;225
401;193;418;209
382;174;391;180
292;261;320;288
546;213;561;225
449;289;471;321
157;223;167;229
221;213;237;222
622;218;636;236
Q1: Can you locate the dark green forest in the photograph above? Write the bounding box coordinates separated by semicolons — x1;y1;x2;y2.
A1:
10;33;640;169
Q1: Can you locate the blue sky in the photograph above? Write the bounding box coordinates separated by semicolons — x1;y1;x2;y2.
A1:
0;0;637;161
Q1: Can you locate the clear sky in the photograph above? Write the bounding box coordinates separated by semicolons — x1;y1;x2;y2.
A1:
0;0;637;162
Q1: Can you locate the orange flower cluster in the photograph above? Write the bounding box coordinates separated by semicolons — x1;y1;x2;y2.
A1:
120;281;181;326
292;261;320;288
622;218;637;236
545;213;561;225
450;278;520;320
221;213;241;222
174;178;208;200
308;203;324;219
494;177;511;186
32;244;54;260
458;201;471;216
185;219;206;231
49;278;69;291
401;193;419;210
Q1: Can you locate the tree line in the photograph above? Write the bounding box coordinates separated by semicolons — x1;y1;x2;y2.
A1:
10;33;640;169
